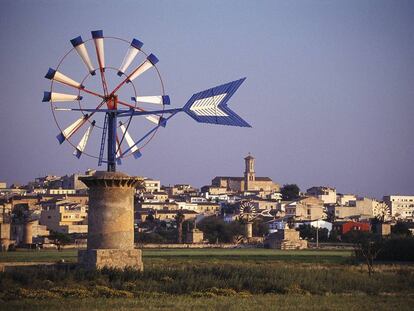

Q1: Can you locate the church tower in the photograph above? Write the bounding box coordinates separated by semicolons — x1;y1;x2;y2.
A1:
244;154;256;191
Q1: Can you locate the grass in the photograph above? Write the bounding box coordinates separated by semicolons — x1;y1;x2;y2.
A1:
0;248;353;264
0;248;413;310
0;249;78;263
2;294;414;311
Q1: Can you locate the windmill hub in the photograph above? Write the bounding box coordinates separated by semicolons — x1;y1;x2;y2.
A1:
104;94;117;110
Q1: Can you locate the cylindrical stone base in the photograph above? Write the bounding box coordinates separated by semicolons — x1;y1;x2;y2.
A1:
244;222;253;239
23;222;33;245
79;171;143;270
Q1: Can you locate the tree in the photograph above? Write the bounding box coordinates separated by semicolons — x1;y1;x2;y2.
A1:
354;234;383;277
175;210;185;243
49;231;73;250
198;216;244;243
392;222;412;236
298;224;329;242
252;220;268;237
280;184;300;201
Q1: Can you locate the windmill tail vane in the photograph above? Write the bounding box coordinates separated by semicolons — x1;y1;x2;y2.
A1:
43;30;251;172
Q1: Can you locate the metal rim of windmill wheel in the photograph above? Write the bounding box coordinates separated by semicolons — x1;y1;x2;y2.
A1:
43;30;252;172
239;200;257;220
373;202;390;222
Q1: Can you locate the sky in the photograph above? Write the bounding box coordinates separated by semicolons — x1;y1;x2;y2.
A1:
0;0;413;199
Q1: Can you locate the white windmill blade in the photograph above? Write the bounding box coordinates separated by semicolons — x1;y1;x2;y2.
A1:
91;30;105;70
73;121;95;158
45;68;84;88
57;116;86;144
119;123;141;159
42;91;82;102
70;36;96;75
127;54;158;82
145;114;161;125
116;141;122;159
131;95;170;105
118;38;143;76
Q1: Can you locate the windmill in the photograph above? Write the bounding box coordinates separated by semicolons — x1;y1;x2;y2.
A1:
43;30;250;172
373;202;391;222
238;200;258;222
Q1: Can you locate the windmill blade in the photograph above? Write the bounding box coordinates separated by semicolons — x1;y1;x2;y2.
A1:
183;78;251;127
57;115;87;144
119;123;142;159
73;121;95;158
70;35;96;75
43;91;82;102
91;30;105;71
131;95;170;105
127;54;158;83
118;38;143;76
145;115;167;127
45;68;84;88
116;139;122;165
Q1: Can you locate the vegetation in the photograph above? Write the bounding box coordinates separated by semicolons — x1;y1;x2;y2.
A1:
391;222;412;236
197;216;244;243
298;224;329;242
376;236;414;261
3;294;414;311
280;184;300;201
1;248;413;309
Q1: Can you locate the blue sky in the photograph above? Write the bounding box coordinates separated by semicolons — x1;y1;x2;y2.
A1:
0;0;413;198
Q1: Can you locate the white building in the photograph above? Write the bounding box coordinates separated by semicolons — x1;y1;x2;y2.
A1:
143;179;161;193
337;194;357;206
383;195;414;220
306;186;337;204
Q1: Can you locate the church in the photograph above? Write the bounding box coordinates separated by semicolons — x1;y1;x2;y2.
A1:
212;154;280;193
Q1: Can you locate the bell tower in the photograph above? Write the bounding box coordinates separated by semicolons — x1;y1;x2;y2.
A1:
244;153;255;191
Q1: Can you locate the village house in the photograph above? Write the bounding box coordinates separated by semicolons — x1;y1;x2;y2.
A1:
383;195;414;220
285;197;325;221
306;186;337;204
332;221;371;236
135;209;198;222
39;199;88;234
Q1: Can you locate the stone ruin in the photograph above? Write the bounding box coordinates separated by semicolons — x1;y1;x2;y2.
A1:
264;224;307;250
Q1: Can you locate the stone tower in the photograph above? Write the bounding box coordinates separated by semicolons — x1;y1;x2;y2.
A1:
244;154;256;191
78;171;143;270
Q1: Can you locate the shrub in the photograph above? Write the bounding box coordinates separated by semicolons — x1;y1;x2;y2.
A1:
93;285;133;298
18;288;60;299
50;287;92;298
376;236;414;261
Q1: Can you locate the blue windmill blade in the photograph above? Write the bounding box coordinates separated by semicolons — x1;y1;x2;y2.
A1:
183;78;251;127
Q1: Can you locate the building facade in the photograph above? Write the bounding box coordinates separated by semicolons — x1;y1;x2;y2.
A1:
212;155;279;193
383;195;414;220
306;186;337;204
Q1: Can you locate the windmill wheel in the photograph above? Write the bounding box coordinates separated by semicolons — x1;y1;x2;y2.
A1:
43;30;168;168
43;30;251;172
239;200;257;221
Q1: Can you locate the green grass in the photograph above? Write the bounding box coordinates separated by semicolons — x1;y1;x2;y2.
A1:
0;248;353;265
0;249;78;263
144;248;353;264
1;248;413;310
2;294;414;311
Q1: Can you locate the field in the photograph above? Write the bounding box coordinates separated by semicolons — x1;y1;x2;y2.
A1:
1;248;413;310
